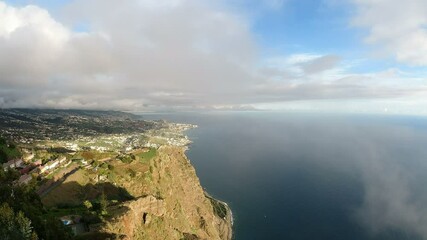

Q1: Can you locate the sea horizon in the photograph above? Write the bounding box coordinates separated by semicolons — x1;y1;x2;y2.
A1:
142;112;427;240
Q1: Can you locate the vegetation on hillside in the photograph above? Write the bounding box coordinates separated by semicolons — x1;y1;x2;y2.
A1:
0;137;22;164
0;110;231;239
209;198;228;219
0;168;73;240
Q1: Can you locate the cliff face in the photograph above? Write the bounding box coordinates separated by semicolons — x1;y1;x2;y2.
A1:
101;146;232;240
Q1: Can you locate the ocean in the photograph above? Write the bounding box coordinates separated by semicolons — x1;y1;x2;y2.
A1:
141;112;427;240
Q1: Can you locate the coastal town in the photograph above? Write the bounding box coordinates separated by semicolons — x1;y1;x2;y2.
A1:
0;109;199;236
1;109;195;187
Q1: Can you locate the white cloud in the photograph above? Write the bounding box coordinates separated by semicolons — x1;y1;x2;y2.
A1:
261;53;346;83
0;0;259;109
0;2;69;83
300;55;341;75
254;53;427;106
0;0;426;112
351;0;427;66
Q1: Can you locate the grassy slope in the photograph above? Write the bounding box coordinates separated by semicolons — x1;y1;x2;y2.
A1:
41;148;157;208
135;148;157;163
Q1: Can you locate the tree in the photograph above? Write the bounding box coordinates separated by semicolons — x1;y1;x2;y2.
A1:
0;202;38;240
83;200;93;210
15;211;36;240
99;192;108;216
0;168;72;240
0;150;8;164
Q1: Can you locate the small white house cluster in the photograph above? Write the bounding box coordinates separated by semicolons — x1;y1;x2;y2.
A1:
2;155;70;185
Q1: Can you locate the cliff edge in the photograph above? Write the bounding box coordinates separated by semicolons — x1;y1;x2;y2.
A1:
0;109;231;240
99;146;232;239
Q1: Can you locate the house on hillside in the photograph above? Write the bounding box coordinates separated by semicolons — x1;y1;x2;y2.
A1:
3;159;24;170
57;156;66;164
41;156;68;174
46;159;60;170
19;165;32;175
39;164;49;174
62;159;72;167
17;174;32;185
32;159;42;166
60;215;86;235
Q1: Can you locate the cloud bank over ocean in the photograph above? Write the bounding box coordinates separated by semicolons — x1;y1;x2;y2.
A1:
0;0;426;113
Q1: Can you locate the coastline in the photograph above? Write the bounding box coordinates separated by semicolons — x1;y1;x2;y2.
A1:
181;124;234;238
204;190;234;240
97;145;234;239
0;109;234;239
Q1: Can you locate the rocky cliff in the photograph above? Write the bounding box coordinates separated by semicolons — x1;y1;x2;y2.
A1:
100;146;232;240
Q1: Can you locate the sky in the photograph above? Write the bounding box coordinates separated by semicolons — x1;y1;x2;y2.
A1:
0;0;427;114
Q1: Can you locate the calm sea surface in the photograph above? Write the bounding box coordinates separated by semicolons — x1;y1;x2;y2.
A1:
140;112;427;240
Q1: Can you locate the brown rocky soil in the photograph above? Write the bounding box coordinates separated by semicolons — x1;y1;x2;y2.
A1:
100;146;232;240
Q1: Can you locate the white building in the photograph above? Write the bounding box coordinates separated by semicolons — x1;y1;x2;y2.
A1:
47;160;60;170
58;156;66;163
3;159;24;170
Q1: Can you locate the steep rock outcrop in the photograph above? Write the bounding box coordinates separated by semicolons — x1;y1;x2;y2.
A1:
101;146;232;240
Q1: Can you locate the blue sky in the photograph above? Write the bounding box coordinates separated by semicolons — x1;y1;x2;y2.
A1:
244;0;419;74
252;1;358;52
0;0;426;114
0;0;388;66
